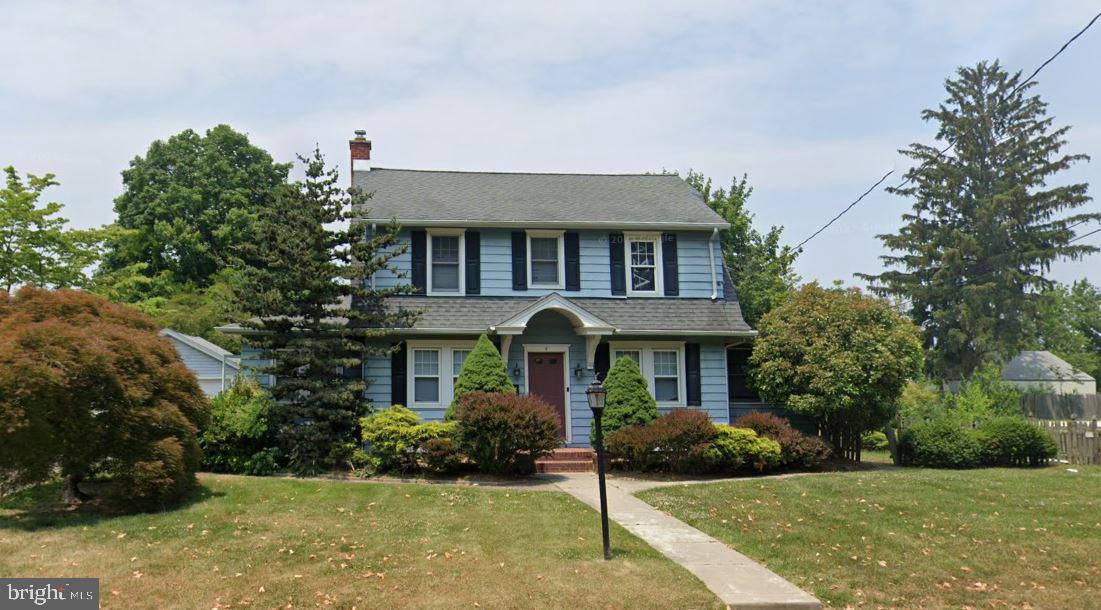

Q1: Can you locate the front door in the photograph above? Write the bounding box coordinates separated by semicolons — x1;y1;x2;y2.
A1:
527;352;567;439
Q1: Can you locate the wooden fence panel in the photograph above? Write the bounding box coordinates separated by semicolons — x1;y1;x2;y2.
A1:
1031;419;1100;465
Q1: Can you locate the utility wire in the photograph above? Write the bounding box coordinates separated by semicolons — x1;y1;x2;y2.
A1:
1070;225;1101;243
795;9;1101;250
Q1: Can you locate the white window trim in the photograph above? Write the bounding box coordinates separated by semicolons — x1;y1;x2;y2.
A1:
609;341;686;407
427;228;465;296
406;339;476;407
526;230;566;290
522;343;572;443
625;232;664;297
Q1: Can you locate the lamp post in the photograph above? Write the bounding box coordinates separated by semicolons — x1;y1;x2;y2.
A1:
586;378;611;560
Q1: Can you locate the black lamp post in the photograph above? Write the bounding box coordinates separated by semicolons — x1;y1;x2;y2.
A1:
586;378;611;560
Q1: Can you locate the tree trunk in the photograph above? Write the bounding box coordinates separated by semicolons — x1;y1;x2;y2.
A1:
883;424;900;465
61;473;90;504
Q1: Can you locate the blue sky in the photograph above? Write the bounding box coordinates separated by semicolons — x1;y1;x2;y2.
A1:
3;0;1099;286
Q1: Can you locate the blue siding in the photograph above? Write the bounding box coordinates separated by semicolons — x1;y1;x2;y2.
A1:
169;340;225;378
371;228;724;299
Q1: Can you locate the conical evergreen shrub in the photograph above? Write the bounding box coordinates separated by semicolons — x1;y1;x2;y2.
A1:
446;334;515;419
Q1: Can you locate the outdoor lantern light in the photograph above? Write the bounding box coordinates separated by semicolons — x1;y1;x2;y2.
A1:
512;363;521;377
574;363;584;379
586;378;611;560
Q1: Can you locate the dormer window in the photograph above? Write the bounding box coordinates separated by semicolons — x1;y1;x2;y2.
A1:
626;233;663;296
427;229;465;295
527;230;565;289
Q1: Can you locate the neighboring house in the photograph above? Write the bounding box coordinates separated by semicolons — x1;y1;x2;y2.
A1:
229;133;761;447
160;329;240;397
1001;350;1096;395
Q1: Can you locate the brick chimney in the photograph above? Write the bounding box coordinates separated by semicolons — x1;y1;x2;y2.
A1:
350;130;372;173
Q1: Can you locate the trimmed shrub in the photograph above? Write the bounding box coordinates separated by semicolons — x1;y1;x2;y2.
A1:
605;409;717;474
199;377;281;475
455;392;560;476
974;417;1057;467
592;356;659;443
703;426;782;473
446;334;515;420
360;406;456;473
899;420;981;468
861;430;889;451
734;412;832;469
420;437;464;474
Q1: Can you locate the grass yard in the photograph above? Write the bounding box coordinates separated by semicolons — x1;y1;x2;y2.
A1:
0;474;720;609
639;466;1101;609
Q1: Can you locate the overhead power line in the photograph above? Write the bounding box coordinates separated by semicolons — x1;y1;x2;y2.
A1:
796;9;1101;250
1070;225;1101;244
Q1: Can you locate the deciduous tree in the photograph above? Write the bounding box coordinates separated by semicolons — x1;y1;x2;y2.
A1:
750;283;923;459
0;287;208;510
0;167;100;292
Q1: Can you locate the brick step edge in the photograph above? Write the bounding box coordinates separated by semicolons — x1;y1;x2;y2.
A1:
535;461;595;474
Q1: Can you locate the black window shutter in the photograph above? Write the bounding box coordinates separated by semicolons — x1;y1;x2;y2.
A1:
685;343;701;406
594;342;610;381
410;230;427;295
609;232;626;296
391;342;407;406
511;231;527;291
465;231;481;295
662;233;679;296
564;231;581;291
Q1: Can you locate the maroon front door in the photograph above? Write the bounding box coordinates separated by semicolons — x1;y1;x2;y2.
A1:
527;352;567;438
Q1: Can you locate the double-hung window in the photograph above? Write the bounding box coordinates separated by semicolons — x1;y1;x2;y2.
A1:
407;341;477;407
625;233;663;295
609;342;685;406
527;230;565;289
428;229;464;294
412;349;441;403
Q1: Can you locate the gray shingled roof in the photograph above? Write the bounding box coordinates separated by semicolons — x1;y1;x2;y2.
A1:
1002;350;1095;382
352;168;729;229
384;295;753;335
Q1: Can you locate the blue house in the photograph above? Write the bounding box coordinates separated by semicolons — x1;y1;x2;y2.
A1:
344;133;758;447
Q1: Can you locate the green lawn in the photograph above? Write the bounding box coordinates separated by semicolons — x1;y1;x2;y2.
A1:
638;466;1101;609
0;474;720;609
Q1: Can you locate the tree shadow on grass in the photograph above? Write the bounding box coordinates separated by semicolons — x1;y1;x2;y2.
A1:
0;480;224;532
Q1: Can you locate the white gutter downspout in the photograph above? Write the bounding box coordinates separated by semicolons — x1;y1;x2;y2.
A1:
708;227;719;301
370;223;378;290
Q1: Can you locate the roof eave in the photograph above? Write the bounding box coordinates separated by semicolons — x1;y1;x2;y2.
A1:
354;217;731;231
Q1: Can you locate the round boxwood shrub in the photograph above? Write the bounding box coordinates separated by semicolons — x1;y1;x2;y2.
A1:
704;426;782;473
592;356;659;444
862;430;890;451
973;417;1057;466
445;334;515;420
899;419;981;468
455;392;560;476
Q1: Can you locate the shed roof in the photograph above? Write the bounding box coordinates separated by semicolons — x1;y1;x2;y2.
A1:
352;168;729;230
1002;350;1094;382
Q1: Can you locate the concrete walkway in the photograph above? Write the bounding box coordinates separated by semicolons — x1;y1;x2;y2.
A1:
552;473;821;610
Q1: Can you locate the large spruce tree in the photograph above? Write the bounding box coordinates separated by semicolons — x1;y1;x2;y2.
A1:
861;61;1097;379
237;149;416;474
